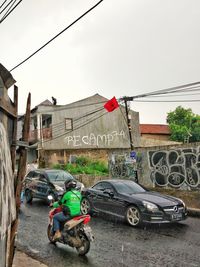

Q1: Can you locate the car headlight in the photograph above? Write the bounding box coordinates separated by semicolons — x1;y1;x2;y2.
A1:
142;201;159;212
179;199;186;208
54;185;64;192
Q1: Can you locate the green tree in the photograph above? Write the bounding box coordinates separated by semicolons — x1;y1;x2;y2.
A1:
167;106;200;143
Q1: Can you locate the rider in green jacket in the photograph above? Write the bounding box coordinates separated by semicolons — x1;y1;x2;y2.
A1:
52;179;82;240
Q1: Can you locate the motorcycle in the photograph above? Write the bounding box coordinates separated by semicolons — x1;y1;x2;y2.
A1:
47;195;94;256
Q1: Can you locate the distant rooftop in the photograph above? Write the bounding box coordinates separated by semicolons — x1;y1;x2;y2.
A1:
140;124;170;135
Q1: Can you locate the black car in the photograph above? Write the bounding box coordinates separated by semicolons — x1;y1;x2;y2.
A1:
23;169;84;203
81;179;187;227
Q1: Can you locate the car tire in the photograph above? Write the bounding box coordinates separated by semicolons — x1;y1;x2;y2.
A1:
125;205;142;227
81;198;92;215
25;189;33;204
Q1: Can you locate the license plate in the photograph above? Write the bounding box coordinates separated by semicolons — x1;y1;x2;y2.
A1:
171;213;182;220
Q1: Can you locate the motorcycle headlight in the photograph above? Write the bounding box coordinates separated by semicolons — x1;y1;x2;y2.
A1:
142;201;159;212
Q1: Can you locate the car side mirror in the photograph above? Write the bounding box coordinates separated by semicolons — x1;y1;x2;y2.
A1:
103;189;114;197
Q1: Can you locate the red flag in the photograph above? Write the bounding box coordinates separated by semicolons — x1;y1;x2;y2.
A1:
104;97;119;112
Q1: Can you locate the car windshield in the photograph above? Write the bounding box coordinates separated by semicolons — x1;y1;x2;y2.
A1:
46;170;74;182
114;181;146;194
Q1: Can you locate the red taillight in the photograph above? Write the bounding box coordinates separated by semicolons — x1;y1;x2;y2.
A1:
83;215;91;224
73;214;91;224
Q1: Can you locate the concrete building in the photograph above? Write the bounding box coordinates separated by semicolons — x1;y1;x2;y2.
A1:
18;94;141;166
140;124;171;141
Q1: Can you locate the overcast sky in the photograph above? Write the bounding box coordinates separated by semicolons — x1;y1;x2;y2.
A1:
1;0;200;123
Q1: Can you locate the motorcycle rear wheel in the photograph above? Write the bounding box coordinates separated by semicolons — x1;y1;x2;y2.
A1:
76;234;90;256
47;224;56;244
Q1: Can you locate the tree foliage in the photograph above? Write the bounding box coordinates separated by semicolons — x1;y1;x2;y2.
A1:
167;106;200;143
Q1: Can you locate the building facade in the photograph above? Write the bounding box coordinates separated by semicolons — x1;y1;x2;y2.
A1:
19;94;141;166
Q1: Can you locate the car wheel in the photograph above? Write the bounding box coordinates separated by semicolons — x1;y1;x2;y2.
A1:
125;205;141;227
81;198;91;215
25;189;33;204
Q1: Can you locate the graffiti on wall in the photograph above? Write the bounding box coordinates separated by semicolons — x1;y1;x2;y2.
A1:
109;152;138;181
0;123;16;266
64;130;126;147
148;147;200;188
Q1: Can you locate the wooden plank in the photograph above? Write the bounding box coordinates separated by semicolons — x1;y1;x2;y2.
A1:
0;97;17;118
11;85;18;173
8;93;31;267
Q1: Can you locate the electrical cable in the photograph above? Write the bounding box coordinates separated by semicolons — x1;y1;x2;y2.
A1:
0;0;14;14
30;99;107;114
0;0;7;9
134;99;200;102
0;0;22;24
30;105;106;141
51;107;106;136
40;108;108;144
122;82;200;101
32;105;106;132
142;92;200;98
10;0;104;72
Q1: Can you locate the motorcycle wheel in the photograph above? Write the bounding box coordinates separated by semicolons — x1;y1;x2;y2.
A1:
76;234;90;256
47;224;56;244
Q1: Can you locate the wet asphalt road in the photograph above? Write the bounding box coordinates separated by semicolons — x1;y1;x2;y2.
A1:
17;200;200;267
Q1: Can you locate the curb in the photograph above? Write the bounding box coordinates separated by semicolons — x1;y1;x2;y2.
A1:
13;250;48;267
187;208;200;217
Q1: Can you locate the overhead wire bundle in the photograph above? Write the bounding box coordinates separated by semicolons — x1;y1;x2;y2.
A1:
123;82;200;103
0;0;22;24
37;81;200;145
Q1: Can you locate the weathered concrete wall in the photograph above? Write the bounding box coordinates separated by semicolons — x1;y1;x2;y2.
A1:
0;123;16;267
39;94;140;150
135;142;200;190
141;134;170;141
75;174;110;188
43;148;131;167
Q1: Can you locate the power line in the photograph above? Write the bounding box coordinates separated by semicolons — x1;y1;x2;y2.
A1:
25;105;106;140
51;106;105;135
0;0;8;9
0;0;22;24
0;0;14;14
40;107;108;144
18;99;108;117
142;92;200;98
122;82;200;101
10;0;104;72
134;99;200;102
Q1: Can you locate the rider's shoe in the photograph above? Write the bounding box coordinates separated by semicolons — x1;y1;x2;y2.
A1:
53;231;61;241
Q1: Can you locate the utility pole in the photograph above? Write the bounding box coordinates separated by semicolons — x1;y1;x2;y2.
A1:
124;99;133;150
123;97;138;183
